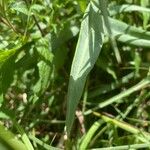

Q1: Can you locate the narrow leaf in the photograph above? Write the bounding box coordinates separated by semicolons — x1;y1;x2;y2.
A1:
0;124;27;150
85;77;150;115
94;112;150;143
80;119;104;149
109;4;150;16
110;18;150;47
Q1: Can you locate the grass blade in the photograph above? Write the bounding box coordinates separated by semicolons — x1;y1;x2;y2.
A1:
80;119;104;149
0;124;27;150
29;134;61;150
85;77;150;115
109;4;150;16
91;143;150;150
14;123;34;150
93;112;150;143
94;0;121;63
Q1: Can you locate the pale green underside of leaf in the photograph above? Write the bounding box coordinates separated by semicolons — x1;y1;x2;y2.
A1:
66;2;105;135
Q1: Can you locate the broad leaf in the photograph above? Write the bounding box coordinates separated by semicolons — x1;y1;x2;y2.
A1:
33;37;53;95
0;44;23;93
66;2;105;135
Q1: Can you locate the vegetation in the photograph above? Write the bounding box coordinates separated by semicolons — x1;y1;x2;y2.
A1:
0;0;150;149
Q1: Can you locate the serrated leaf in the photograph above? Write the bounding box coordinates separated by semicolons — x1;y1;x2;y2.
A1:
66;2;105;135
11;1;28;15
33;60;51;95
1;55;16;93
33;37;53;95
0;45;22;93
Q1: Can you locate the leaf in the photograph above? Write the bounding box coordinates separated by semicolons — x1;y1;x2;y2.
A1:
109;4;150;16
85;77;150;115
52;24;79;69
94;0;121;63
29;134;61;150
33;61;52;95
110;18;150;47
76;0;87;12
141;0;150;29
53;45;68;70
51;24;79;50
0;42;32;94
1;55;16;94
10;1;28;15
0;110;33;150
0;44;22;93
33;37;53;95
14;123;34;150
31;4;45;13
0;42;26;67
94;112;150;143
66;2;105;135
80;119;104;149
0;141;12;150
0;0;8;16
0;124;27;150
